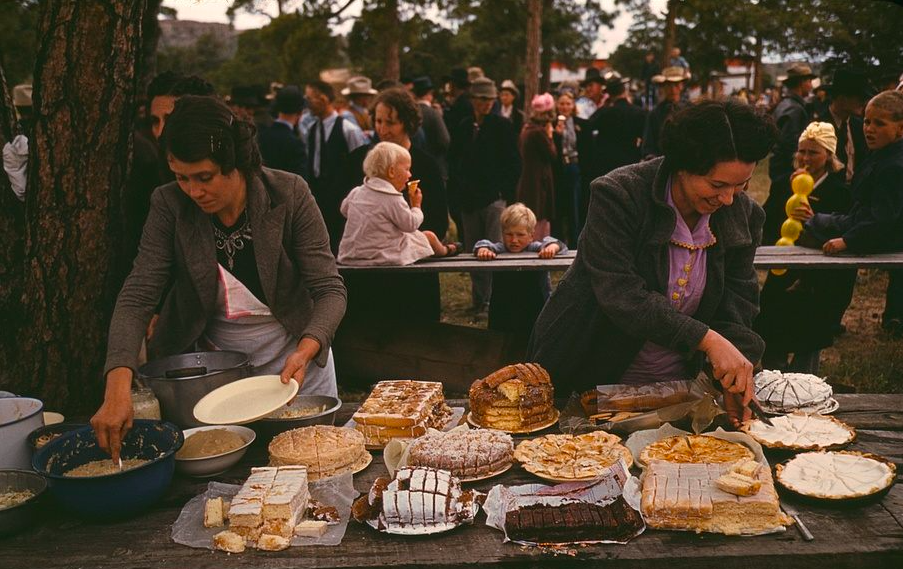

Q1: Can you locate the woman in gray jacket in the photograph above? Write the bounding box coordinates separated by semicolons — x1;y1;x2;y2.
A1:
528;101;778;426
92;96;346;459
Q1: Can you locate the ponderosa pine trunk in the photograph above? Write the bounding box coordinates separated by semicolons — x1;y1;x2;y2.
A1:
523;0;542;114
0;0;145;413
382;0;400;82
662;0;679;70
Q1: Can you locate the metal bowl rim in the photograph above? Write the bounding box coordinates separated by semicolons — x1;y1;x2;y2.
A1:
0;397;44;429
257;395;342;422
0;469;48;511
138;351;252;381
175;425;256;462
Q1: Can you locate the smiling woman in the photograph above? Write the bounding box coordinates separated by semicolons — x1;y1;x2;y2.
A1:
91;96;347;461
528;100;778;427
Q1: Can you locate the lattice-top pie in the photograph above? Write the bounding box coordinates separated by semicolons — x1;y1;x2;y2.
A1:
514;431;633;479
775;451;895;500
742;412;855;451
639;435;754;466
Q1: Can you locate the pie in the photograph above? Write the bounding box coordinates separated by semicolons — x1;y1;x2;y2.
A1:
754;370;836;414
352;381;452;446
469;363;556;432
641;459;790;535
742;412;855;451
514;431;633;480
639;435;754;466
775;451;896;500
407;428;514;479
269;425;369;480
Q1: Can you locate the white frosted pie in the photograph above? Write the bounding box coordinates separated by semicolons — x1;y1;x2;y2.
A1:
742;412;855;451
754;370;836;414
776;451;896;500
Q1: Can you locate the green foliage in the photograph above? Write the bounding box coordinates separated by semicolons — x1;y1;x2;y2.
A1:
0;0;38;87
157;32;232;81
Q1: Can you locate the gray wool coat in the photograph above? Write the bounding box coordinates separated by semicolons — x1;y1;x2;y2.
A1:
104;168;347;377
527;157;765;393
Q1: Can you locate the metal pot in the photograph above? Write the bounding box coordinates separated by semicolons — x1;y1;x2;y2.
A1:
0;398;44;470
139;351;253;428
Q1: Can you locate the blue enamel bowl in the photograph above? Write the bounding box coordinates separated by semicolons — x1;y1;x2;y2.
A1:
32;420;183;519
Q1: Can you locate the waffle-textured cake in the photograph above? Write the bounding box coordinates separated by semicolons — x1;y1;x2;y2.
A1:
269;426;370;480
640;460;789;535
352;466;480;534
407;428;514;479
227;466;310;547
469;363;555;432
352;381;453;446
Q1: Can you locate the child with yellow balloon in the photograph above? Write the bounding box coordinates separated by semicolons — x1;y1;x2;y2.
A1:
754;121;855;373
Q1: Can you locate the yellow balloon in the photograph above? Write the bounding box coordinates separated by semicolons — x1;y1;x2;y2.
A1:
785;193;810;218
780;218;803;241
791;172;815;196
775;237;795;247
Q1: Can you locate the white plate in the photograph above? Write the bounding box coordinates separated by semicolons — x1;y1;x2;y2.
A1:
193;375;299;425
43;412;65;425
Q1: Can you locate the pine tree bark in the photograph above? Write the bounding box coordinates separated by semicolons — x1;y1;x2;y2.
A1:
382;0;400;82
0;1;145;413
662;0;679;69
524;0;542;114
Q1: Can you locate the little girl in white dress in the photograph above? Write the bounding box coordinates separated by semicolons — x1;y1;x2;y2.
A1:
338;141;460;265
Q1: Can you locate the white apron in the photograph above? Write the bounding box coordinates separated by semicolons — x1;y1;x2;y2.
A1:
200;264;337;397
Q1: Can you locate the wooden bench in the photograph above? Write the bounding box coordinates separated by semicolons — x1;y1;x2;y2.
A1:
336;246;903;273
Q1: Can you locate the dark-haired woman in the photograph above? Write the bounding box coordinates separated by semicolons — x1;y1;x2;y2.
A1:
343;88;450;322
528;100;779;426
92;96;347;459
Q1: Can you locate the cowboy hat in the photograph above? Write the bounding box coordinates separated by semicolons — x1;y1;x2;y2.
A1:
342;76;378;96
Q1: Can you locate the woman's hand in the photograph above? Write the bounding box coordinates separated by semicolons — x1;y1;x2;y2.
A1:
790;201;814;222
698;330;754;425
538;243;560;259
409;187;423;209
476;247;496;260
90;367;134;462
280;337;322;389
823;237;847;254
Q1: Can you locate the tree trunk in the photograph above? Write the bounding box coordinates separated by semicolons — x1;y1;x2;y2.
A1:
753;34;764;94
524;0;542;114
0;1;145;413
382;0;400;82
662;0;679;69
139;0;163;95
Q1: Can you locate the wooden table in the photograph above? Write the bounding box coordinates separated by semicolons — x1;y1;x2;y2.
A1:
3;395;902;568
336;247;903;273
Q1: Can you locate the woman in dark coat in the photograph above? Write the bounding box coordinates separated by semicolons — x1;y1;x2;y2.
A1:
755;122;856;373
517;93;558;239
528;101;778;426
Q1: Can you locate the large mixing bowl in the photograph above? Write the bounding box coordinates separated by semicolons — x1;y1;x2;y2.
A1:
252;395;342;439
32;420;183;519
0;469;47;536
139;351;253;428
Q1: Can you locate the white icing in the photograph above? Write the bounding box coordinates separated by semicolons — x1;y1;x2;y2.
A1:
779;452;893;498
747;413;853;448
754;370;833;412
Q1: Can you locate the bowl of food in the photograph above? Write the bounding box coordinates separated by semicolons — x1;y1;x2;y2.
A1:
0;469;47;536
175;425;255;477
28;422;89;452
252;395;341;439
31;420;183;519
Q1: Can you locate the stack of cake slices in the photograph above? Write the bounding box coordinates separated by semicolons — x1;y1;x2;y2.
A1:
469;363;556;432
268;425;370;480
352;381;453;446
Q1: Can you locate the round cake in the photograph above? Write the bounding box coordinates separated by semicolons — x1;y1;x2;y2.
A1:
407;428;514;479
469;363;555;432
639;435;754;466
269;425;369;480
754;370;836;414
742;412;855;451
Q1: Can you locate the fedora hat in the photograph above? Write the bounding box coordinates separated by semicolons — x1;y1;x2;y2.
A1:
783;63;817;84
582;67;605;87
275;85;304;114
412;76;434;97
651;66;688;84
499;79;520;98
824;68;874;100
442;68;471;88
342;76;378;96
469;77;498;99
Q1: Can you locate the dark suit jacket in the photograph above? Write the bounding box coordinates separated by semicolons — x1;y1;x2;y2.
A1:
104;168;347;375
528;158;765;393
257;121;308;178
586;98;647;178
448;113;521;212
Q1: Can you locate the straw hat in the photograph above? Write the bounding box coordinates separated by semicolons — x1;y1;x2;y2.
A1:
342;76;378;96
651;67;688;84
500;79;520;98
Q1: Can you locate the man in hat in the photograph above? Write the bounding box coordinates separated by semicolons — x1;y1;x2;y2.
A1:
442;68;473;138
495;79;524;133
586;75;647;178
576;67;606;119
304;79;369;254
640;66;686;158
257;85;308;178
764;62;817;242
640;51;658;110
821;68;872;183
448;77;521;311
412;76;450;179
341;75;378;133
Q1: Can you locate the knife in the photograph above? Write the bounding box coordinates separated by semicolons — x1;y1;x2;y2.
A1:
782;502;814;541
704;366;774;426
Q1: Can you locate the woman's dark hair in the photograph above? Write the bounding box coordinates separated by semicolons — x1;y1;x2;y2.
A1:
372;88;422;135
661;100;778;175
160;95;261;176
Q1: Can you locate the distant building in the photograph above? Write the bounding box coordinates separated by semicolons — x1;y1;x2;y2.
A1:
158;19;239;57
549;59;610;85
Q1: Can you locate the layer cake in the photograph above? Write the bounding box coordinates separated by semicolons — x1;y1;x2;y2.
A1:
353;381;452;446
469;363;555;432
754;370;836;414
269;425;370;480
407;428;514;479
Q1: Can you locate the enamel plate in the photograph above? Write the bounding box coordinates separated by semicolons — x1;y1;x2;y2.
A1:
193;375;299;425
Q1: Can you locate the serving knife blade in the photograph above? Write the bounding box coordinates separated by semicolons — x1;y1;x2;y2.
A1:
782;502;814;541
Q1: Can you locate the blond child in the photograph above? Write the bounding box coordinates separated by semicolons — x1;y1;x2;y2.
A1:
474;203;568;350
338;142;461;265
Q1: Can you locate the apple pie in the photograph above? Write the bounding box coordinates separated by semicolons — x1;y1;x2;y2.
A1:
639;435;754;466
514;431;633;480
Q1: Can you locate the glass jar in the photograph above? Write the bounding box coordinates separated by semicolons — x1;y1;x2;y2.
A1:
132;387;161;420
